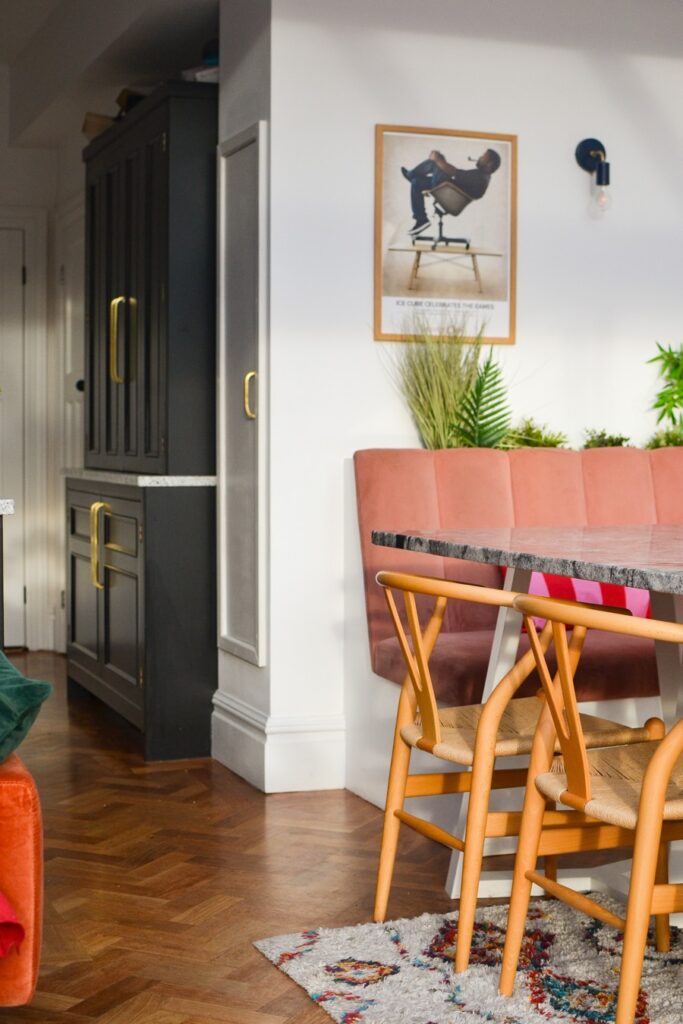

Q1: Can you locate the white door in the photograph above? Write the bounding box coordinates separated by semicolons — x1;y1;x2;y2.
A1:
61;215;85;471
0;229;26;647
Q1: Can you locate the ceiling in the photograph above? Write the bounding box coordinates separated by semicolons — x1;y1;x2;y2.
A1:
2;0;219;146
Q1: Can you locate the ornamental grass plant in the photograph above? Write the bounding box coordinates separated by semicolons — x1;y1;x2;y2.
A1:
387;317;482;449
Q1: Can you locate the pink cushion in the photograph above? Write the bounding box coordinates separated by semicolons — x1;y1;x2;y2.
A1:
374;629;658;706
650;447;683;524
582;448;656;525
510;449;586;527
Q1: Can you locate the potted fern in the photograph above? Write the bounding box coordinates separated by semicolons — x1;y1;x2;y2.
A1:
645;342;683;448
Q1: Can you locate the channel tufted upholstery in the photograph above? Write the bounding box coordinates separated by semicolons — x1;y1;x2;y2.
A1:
354;446;683;705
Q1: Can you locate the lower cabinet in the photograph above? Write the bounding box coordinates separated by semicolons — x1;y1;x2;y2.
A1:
66;476;216;760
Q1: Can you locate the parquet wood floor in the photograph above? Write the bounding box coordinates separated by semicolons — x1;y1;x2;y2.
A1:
3;654;457;1023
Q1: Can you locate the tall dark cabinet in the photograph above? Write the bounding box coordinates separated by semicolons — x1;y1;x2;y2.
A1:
83;82;216;474
66;83;218;760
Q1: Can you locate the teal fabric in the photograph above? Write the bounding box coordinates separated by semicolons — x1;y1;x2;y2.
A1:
0;651;51;761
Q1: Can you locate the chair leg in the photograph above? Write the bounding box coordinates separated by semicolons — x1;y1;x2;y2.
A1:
654;841;670;953
543;801;557;882
499;781;547;997
374;688;413;922
615;816;663;1024
453;756;496;974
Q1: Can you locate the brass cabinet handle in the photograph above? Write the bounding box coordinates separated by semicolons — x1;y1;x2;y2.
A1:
90;501;111;589
243;370;257;419
109;296;126;384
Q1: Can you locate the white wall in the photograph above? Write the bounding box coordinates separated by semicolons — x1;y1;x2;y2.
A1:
219;0;270;140
263;0;683;798
215;0;683;796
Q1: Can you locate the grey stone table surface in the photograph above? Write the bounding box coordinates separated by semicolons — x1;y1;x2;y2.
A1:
372;524;683;595
0;500;14;516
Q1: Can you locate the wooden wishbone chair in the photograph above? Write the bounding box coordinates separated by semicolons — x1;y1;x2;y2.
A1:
499;594;683;1024
374;571;655;974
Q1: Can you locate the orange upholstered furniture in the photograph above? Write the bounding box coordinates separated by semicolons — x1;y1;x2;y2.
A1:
354;447;683;705
0;755;42;1005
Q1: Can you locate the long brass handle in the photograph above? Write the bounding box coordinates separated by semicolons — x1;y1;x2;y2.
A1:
90;501;111;590
243;370;257;419
109;296;125;384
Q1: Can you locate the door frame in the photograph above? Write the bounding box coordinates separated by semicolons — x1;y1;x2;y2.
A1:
52;194;85;652
0;207;49;650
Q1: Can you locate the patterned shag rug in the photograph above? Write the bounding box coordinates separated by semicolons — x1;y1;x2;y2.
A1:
255;895;683;1023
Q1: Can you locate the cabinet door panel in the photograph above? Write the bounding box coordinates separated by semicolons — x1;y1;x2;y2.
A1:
104;162;122;460
69;552;99;660
140;127;167;467
122;148;141;459
102;566;139;686
84;179;101;462
99;496;143;704
67;489;100;666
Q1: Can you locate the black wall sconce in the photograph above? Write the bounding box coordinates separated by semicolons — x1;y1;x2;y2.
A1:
575;138;611;212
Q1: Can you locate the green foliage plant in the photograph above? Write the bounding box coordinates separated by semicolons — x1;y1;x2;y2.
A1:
452;349;512;448
387;316;482;449
649;342;683;426
645;423;683;449
582;428;630;449
501;417;567;449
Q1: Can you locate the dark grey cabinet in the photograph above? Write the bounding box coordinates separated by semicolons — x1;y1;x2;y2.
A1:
67;477;216;760
71;81;218;760
84;82;217;475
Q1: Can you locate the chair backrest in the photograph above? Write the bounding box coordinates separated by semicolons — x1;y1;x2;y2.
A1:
376;571;526;748
514;594;683;807
429;180;472;217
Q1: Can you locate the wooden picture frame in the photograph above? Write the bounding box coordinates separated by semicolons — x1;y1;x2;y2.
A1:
374;124;517;344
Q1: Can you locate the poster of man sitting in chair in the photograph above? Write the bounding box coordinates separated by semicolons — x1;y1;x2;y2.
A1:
374;124;517;343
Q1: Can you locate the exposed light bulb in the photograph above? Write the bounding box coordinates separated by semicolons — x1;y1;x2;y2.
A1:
589;185;612;217
594;186;612;210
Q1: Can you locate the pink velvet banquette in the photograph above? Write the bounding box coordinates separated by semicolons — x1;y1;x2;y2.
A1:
354;447;683;705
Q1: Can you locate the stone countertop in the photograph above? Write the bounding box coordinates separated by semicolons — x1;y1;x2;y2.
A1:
63;469;216;488
372;524;683;595
0;500;14;515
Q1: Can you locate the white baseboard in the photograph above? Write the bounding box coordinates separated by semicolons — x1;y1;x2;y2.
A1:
212;691;346;793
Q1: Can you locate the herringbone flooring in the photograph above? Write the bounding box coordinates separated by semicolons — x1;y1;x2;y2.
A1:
3;653;456;1022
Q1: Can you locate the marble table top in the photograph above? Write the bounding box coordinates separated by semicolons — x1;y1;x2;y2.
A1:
0;500;14;516
372;524;683;595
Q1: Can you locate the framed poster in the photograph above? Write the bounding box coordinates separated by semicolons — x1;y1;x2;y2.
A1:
374;124;517;343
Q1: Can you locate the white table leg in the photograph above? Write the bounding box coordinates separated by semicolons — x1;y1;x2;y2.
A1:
445;567;530;897
649;591;683;725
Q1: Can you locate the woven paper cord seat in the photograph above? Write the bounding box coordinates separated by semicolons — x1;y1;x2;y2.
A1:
537;740;683;831
401;699;652;765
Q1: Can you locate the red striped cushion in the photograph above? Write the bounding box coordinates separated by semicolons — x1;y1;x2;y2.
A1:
529;572;651;618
